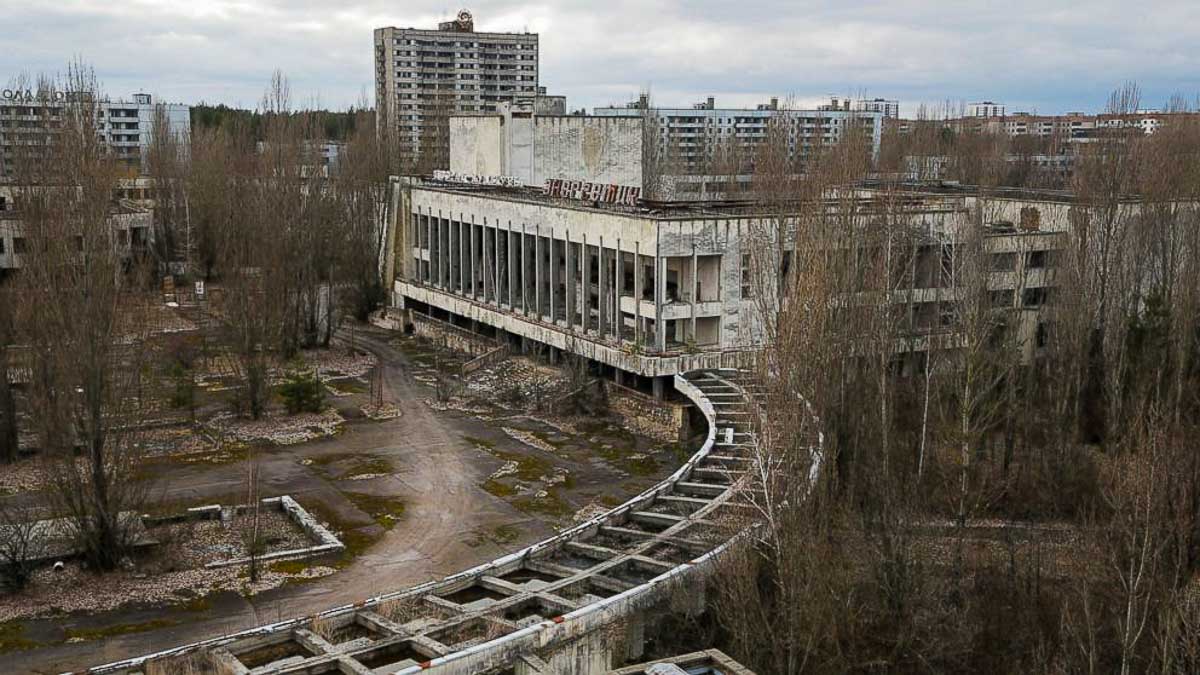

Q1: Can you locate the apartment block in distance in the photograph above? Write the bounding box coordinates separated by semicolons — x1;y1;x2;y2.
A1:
856;97;900;119
0;90;189;179
374;10;539;167
593;95;883;199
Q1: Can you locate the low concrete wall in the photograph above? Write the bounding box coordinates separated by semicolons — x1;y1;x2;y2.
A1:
609;383;689;444
410;311;501;358
205;496;344;569
461;344;510;376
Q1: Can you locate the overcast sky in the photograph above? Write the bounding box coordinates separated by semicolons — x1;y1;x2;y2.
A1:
4;1;1200;116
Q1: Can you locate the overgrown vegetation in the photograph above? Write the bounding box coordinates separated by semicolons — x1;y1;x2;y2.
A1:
278;370;325;415
699;82;1200;675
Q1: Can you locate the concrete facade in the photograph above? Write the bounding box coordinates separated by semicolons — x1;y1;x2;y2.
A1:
450;104;643;190
390;183;767;388
389;180;1079;387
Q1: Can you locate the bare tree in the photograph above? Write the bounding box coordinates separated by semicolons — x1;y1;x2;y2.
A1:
0;499;42;592
14;62;155;571
336;105;391;322
239;445;264;584
145;102;189;276
0;288;19;464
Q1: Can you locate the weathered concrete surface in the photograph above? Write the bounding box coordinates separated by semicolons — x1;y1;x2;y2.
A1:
451;113;642;190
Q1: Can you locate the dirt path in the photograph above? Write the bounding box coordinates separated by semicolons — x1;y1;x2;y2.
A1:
1;326;556;674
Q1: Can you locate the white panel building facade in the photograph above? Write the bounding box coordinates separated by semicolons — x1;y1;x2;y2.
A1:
0;91;189;178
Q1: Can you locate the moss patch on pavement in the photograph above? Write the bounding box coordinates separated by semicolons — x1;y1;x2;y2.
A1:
63;619;180;642
343;492;406;530
0;621;43;655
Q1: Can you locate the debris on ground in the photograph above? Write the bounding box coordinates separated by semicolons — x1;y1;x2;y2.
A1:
207;409;344;446
0;509;318;623
361;403;402;420
303;348;377;379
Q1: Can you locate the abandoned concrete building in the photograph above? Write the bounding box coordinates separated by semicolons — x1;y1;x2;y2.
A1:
445;97;882;201
383;174;1077;397
0;186;153;271
386;181;759;398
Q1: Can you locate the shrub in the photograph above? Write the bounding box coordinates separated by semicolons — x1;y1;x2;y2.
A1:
278;371;324;415
169;362;195;410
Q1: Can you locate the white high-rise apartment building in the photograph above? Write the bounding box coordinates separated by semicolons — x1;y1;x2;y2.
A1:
374;10;539;167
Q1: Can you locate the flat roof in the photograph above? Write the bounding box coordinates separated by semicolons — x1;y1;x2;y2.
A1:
411;180;966;221
859;180;1147;204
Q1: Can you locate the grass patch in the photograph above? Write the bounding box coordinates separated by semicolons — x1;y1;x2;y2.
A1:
64;619;179;642
303;501;383;569
511;490;573;518
307;453;392;479
179;595;212;613
463;435;495;450
171;441;253;466
342;457;393;479
308;453;343;466
270;559;331;586
491;524;521;545
490;449;553;482
334;528;378;569
599;494;624;508
482;479;517;498
0;621;42;655
327;378;368;394
598;444;660;476
269;559;315;575
343;492;406;531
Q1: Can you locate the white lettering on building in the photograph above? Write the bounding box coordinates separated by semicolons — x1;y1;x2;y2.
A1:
543;179;641;206
432;170;522;188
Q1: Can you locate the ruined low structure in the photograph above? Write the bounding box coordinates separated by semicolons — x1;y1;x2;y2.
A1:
0;185;153;271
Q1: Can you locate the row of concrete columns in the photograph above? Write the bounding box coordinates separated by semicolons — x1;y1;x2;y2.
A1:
414;214;669;352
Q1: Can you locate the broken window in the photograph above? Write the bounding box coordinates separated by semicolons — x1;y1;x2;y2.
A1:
1023;287;1048;307
740;253;753;299
990;252;1016;272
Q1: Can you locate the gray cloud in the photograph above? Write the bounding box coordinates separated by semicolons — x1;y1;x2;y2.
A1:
2;1;1198;114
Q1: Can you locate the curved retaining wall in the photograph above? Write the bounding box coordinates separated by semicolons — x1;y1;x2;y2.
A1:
81;369;759;675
